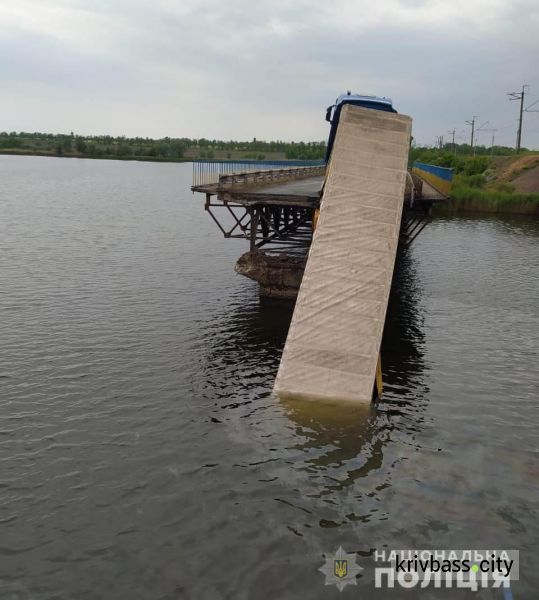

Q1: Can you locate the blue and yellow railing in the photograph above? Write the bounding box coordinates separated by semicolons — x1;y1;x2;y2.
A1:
411;162;454;197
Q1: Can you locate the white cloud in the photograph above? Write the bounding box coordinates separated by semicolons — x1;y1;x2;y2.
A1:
0;0;538;146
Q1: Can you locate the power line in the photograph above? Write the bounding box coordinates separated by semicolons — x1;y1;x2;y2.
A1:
448;128;456;154
507;84;529;151
495;122;519;131
464;116;479;152
476;121;498;153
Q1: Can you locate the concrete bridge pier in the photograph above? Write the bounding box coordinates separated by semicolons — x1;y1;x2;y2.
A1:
235;251;305;299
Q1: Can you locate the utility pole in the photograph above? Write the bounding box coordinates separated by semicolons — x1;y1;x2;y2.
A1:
465;116;479;153
476;121;498;155
448;129;456;154
507;85;529;152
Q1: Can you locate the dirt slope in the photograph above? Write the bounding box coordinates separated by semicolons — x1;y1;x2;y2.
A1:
512;165;539;193
496;154;539;183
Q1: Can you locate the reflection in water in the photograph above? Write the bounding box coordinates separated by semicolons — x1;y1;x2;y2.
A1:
383;247;428;401
196;290;294;404
280;398;382;494
201;244;428;513
3;158;537;598
280;247;428;506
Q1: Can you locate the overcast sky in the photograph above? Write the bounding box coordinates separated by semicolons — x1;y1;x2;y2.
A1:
1;0;539;148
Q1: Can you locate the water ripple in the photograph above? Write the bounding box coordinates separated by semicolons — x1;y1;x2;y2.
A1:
0;157;537;598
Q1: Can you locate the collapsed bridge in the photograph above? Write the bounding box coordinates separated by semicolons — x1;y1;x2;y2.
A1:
191;104;453;403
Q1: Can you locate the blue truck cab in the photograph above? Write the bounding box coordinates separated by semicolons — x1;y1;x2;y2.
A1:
325;92;397;162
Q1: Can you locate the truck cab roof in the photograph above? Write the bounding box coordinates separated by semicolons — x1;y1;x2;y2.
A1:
324;92;397;162
334;92;394;109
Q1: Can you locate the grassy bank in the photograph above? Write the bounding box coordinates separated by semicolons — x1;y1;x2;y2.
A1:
442;185;539;215
411;148;539;216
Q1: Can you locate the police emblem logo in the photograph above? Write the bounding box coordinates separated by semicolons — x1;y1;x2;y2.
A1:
319;546;363;591
334;559;347;578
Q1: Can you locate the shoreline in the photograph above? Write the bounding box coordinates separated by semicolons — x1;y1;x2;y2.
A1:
0;149;192;164
3;150;538;216
436;198;538;216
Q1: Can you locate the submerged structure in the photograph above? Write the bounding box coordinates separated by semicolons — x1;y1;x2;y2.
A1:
191;94;453;403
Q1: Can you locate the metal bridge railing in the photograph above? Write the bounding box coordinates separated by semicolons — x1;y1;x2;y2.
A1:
192;159;326;187
218;165;326;187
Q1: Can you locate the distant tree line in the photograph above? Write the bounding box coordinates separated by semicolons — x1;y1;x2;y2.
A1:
0;131;327;161
2;131;534;167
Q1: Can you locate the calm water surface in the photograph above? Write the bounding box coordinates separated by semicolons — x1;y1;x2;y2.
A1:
1;156;537;599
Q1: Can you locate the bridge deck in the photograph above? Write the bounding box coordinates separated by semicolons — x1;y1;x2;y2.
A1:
420;179;448;201
194;172;443;207
244;176;324;197
274;104;412;403
193;175;324;207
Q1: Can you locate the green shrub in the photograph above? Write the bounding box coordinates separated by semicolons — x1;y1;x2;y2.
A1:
463;156;489;176
465;174;485;188
492;181;514;193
